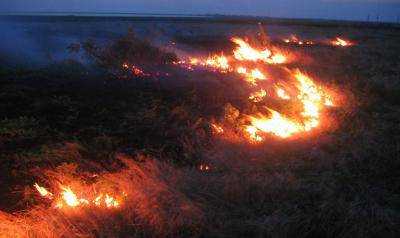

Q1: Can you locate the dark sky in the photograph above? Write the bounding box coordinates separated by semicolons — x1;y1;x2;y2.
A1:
1;0;400;22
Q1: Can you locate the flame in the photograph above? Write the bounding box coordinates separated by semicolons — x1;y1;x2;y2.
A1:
172;35;337;140
105;194;120;208
237;66;247;74
34;183;123;209
294;71;324;131
231;37;286;64
34;183;53;198
60;186;80;207
236;67;267;85
276;87;290;100
332;37;352;47
211;123;224;134
268;54;286;64
245;126;263;142
249;89;267;102
244;70;334;141
248;110;303;139
205;54;229;71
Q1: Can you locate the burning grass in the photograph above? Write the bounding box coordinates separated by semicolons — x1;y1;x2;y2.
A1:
0;21;399;238
1;155;202;237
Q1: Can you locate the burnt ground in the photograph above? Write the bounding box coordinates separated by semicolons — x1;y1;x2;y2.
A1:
0;17;400;237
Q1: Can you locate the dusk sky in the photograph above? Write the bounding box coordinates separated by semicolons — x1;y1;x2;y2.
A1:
1;0;400;22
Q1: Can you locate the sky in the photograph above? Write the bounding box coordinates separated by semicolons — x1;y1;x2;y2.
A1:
1;0;400;22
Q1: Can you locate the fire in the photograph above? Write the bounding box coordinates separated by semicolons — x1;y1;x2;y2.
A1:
122;63;149;77
245;126;263;142
247;110;303;139
231;37;287;64
34;183;53;198
249;89;267;102
276;87;290;100
294;70;330;131
332;37;352;47
205;54;230;71
243;70;334;141
171;34;338;141
34;183;123;209
198;164;211;171
283;35;314;46
238;68;267;85
60;186;81;207
211;123;224;134
269;54;286;64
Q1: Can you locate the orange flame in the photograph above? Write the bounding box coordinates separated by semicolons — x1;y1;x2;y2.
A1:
231;37;287;64
249;89;267;102
34;183;123;209
332;37;352;47
275;87;290;100
34;183;53;198
247;109;303;139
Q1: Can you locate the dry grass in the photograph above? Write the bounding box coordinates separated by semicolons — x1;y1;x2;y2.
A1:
0;21;399;237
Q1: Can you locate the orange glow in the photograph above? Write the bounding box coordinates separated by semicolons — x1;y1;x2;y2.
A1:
243;70;334;140
332;37;352;47
172;35;336;140
34;183;53;198
34;183;123;209
205;54;230;71
283;35;314;46
236;67;267;85
268;54;286;64
247;110;303;139
249;89;267;102
276;87;290;100
231;37;287;64
211;123;224;134
198;164;211;171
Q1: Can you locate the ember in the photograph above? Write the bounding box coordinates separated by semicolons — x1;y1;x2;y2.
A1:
283;35;314;46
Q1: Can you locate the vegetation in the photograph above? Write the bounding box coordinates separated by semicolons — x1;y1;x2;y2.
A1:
0;23;399;237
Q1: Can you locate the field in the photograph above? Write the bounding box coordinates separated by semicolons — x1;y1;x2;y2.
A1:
0;16;399;237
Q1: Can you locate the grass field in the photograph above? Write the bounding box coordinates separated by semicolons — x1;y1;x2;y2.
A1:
0;16;399;237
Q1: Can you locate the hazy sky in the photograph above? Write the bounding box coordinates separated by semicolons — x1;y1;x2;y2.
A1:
1;0;400;22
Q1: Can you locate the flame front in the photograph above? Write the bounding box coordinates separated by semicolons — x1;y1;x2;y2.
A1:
172;34;339;141
34;183;123;209
248;110;303;138
232;37;287;64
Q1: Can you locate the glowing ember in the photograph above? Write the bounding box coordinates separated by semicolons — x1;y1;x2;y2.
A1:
332;37;352;47
198;164;211;171
122;63;149;77
211;123;224;134
283;35;314;46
